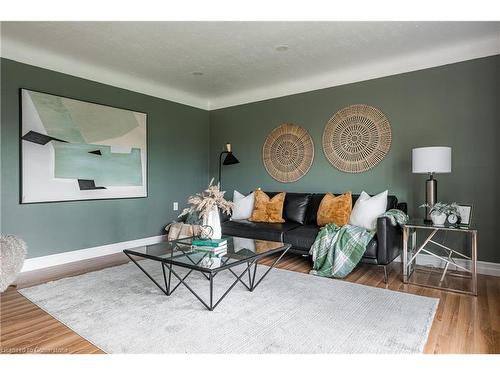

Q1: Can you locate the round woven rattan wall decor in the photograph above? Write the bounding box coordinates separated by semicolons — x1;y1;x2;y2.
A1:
262;123;314;183
322;104;392;173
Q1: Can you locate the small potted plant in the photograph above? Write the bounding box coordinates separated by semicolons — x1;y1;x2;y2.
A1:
420;202;461;226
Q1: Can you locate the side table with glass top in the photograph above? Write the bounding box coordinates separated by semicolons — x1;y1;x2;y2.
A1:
402;220;477;296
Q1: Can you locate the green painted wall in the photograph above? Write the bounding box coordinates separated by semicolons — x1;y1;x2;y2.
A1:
209;55;500;263
2;55;499;263
1;58;209;259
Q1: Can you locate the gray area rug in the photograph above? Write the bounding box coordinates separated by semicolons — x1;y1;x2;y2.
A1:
19;261;438;353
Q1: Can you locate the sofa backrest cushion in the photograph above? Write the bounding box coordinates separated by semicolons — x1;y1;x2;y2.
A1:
305;193;398;225
265;192;311;225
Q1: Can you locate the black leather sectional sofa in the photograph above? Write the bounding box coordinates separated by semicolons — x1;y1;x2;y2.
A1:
222;192;407;280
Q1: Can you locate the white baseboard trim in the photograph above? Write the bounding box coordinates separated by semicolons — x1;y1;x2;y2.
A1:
21;235;167;273
394;254;500;277
20;237;500;277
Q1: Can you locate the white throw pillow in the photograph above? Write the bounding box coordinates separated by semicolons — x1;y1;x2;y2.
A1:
231;190;255;220
349;190;388;231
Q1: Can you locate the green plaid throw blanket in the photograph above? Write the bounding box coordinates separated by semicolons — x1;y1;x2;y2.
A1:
310;209;408;278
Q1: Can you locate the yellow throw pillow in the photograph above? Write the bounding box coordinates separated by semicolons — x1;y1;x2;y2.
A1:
317;192;352;227
249;190;286;223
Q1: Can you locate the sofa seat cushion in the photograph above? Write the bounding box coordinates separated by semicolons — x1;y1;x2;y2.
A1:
283;225;320;251
222;220;301;242
284;226;379;259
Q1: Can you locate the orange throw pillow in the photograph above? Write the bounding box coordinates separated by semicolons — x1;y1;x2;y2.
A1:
317;192;352;227
249;190;286;223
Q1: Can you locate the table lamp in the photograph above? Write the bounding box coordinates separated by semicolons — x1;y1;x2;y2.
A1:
412;146;452;222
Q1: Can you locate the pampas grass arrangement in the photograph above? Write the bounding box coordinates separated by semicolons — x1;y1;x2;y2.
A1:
179;178;234;220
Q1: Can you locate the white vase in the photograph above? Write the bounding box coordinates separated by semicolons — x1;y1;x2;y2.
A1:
203;207;222;239
431;212;446;226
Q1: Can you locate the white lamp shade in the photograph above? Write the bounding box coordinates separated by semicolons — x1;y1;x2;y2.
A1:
412;147;452;174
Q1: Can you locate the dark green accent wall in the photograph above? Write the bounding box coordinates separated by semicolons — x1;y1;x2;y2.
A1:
209;55;500;263
1;58;209;259
2;56;499;263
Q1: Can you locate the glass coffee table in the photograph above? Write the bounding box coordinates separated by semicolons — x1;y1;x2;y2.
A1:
123;236;291;310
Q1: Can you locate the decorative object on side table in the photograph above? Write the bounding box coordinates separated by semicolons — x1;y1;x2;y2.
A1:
412;146;452;222
457;204;473;226
0;235;27;292
218;143;239;188
262;123;314;183
402;221;477;296
180;178;234;239
322;104;392;173
420;202;461;227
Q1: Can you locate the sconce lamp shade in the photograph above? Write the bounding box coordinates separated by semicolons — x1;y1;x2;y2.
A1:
218;143;240;187
412;147;452;174
223;152;239;165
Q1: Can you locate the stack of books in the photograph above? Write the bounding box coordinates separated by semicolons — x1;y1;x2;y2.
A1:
191;238;227;256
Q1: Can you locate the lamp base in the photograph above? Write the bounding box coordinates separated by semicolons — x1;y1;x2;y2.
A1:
425;175;437;223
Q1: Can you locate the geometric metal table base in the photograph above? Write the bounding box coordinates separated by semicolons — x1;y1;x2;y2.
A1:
124;246;289;311
403;223;477;296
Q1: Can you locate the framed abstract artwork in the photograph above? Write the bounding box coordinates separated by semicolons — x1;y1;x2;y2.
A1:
20;89;148;203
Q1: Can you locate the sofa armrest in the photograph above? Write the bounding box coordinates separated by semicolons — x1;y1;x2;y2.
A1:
396;202;408;214
376;216;403;265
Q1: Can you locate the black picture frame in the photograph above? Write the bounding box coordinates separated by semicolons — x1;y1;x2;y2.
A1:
19;88;149;204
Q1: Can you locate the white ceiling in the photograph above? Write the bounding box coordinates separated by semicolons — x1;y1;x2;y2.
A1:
1;22;499;109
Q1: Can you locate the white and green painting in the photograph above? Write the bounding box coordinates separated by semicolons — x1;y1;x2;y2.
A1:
21;89;147;203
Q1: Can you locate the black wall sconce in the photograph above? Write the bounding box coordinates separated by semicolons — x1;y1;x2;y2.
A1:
218;143;239;187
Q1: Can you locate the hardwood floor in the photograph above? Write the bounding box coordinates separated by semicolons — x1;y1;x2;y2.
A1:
1;252;499;354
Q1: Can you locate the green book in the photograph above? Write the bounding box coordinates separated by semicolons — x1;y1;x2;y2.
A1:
192;238;227;247
193;245;227;253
